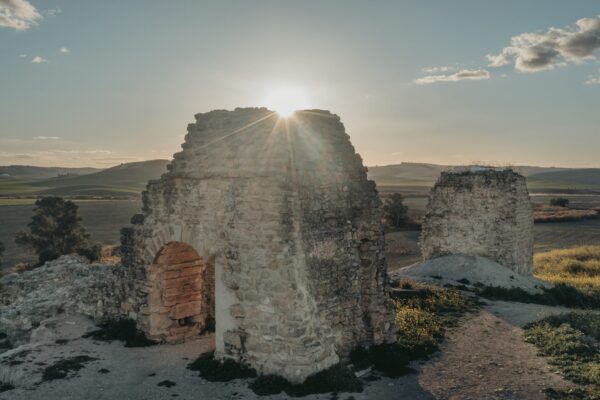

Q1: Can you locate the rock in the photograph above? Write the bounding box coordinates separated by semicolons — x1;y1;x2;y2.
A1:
0;255;122;349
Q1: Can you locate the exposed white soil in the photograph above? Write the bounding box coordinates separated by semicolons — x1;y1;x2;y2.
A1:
392;254;550;293
0;314;435;400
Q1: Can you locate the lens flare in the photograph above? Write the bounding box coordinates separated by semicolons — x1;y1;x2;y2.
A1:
264;86;309;117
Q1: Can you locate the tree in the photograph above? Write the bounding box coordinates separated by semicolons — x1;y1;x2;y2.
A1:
550;197;570;207
383;193;409;229
0;240;4;268
15;197;100;265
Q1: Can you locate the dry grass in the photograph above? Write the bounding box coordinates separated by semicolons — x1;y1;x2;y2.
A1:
534;205;598;223
534;246;600;290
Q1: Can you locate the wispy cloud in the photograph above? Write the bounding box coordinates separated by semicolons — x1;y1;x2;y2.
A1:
60;47;70;54
0;0;41;31
19;53;27;58
414;69;490;85
421;66;455;74
586;69;600;85
487;15;600;72
33;136;60;140
31;55;47;64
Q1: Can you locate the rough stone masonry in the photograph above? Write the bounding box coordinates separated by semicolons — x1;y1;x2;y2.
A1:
420;168;534;275
119;108;396;383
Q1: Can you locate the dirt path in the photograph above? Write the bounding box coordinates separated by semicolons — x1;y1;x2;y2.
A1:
418;309;576;400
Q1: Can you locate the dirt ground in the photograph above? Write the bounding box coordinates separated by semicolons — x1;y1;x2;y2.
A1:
0;301;581;400
418;306;576;400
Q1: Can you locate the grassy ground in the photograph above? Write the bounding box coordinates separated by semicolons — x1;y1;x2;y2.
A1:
185;283;475;396
534;205;599;223
525;312;600;399
534;246;600;291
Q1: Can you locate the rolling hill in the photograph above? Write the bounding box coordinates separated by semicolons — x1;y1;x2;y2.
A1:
0;165;100;180
368;163;600;193
0;160;169;197
1;160;599;197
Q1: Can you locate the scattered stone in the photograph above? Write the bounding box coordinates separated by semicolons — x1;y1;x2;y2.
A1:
157;380;176;388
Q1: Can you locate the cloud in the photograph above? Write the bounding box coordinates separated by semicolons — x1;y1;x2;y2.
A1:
60;47;70;53
33;136;60;140
31;55;47;64
488;15;600;72
19;53;26;58
421;66;455;74
0;0;41;31
414;69;490;85
586;69;600;85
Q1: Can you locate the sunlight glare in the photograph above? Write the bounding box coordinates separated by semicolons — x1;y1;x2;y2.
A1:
264;86;309;117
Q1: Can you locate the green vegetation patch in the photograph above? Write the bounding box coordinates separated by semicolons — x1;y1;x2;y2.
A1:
190;284;473;397
83;319;155;347
187;352;257;382
42;355;98;381
525;312;600;399
535;246;600;291
476;284;600;309
248;365;363;397
353;283;476;378
0;382;15;393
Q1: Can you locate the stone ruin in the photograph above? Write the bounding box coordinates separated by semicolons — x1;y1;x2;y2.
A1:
119;108;396;382
420;168;534;275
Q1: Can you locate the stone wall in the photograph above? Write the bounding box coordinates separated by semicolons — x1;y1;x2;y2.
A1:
420;168;533;275
120;108;396;383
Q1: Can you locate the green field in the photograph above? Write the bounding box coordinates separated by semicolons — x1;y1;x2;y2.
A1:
0;199;141;270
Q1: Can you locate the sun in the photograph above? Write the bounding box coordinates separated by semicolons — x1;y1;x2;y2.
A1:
264;86;310;117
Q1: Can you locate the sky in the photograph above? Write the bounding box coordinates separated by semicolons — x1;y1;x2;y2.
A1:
1;0;599;168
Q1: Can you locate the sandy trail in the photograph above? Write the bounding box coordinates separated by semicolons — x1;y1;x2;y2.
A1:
417;306;576;400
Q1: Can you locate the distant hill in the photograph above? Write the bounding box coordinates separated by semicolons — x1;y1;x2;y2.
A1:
0;165;100;180
1;160;598;197
0;160;169;197
367;162;600;193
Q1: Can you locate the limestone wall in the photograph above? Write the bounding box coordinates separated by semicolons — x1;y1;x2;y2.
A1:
420;168;534;275
120;108;395;383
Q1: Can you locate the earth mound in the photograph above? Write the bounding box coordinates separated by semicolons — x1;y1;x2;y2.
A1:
391;254;550;293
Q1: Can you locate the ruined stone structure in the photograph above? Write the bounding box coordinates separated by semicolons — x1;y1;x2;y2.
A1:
120;108;395;382
420;168;534;275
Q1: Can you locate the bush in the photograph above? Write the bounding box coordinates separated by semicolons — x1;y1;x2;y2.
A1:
42;355;97;381
187;352;256;382
476;284;600;309
550;197;570;207
525;312;600;397
15;197;99;265
82;319;155;347
0;241;4;268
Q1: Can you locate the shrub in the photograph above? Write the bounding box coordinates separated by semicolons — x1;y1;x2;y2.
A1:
476;284;600;309
187;352;256;382
525;312;600;397
15;197;99;265
82;319;155;347
42;355;97;381
550;197;570;207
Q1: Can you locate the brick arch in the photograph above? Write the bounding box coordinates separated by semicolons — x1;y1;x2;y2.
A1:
146;241;215;343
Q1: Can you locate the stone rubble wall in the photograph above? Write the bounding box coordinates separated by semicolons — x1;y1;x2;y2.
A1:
120;108;396;383
0;255;123;348
420;169;534;275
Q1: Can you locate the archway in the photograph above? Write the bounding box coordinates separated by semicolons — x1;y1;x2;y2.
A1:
147;241;215;343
